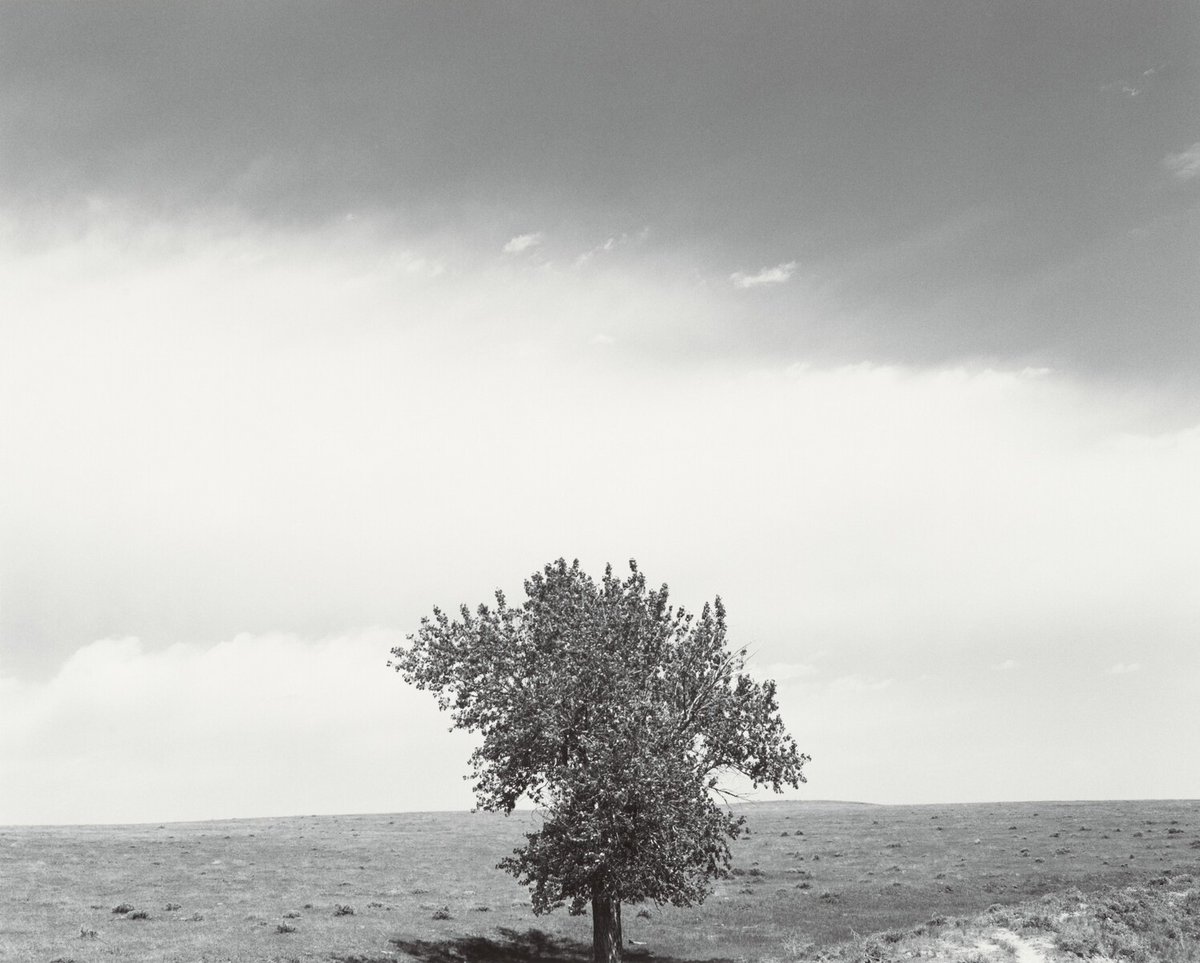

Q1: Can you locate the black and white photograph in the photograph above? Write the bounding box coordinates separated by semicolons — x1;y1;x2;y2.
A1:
2;2;1198;960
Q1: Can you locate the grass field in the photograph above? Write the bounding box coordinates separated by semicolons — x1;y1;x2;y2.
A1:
3;799;1199;962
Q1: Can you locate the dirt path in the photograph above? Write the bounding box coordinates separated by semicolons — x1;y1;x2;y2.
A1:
973;927;1053;963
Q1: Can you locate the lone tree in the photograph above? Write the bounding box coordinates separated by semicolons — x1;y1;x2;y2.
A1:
391;559;808;963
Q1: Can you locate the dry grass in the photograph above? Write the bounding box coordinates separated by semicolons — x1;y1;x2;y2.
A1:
793;876;1200;962
2;799;1198;962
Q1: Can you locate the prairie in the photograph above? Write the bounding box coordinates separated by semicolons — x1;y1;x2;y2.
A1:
3;799;1199;962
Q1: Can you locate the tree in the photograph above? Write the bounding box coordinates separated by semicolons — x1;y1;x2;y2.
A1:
391;558;808;963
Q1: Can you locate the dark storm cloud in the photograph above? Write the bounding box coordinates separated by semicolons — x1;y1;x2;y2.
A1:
3;0;1198;374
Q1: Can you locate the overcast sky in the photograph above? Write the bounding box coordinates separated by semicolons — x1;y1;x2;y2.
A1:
2;1;1198;825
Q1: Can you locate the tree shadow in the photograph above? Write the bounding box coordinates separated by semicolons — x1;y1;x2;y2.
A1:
385;926;735;963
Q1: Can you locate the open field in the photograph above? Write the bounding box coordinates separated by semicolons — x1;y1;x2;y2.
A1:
3;799;1199;962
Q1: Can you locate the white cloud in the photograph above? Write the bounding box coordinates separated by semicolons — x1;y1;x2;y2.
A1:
0;631;475;825
2;206;1200;813
576;236;619;266
574;227;650;265
1106;661;1142;675
730;260;797;289
994;659;1019;671
1163;143;1200;183
502;231;544;254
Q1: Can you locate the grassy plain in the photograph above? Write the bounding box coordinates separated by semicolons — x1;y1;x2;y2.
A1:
2;799;1199;962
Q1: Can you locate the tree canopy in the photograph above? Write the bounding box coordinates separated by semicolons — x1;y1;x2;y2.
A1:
391;558;808;963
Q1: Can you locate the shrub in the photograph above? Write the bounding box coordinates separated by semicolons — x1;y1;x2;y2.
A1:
1056;930;1102;958
276;922;296;934
112;903;134;914
780;930;812;958
432;907;452;920
129;910;149;920
333;904;355;916
987;906;1013;927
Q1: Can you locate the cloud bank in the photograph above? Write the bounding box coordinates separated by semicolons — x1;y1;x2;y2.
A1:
3;1;1197;378
2;208;1197;819
0;631;474;825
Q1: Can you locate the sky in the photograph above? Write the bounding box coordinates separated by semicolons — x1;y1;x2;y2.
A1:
1;1;1198;825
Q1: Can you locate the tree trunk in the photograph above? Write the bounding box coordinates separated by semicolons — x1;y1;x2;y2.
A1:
591;891;622;963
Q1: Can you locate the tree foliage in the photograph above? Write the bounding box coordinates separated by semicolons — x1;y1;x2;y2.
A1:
392;559;808;958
